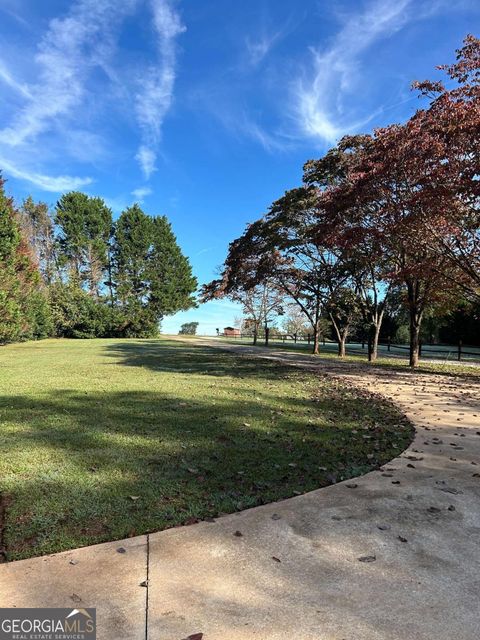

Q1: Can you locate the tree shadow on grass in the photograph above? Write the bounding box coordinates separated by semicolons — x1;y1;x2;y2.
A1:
223;341;480;382
101;339;302;380
0;380;412;560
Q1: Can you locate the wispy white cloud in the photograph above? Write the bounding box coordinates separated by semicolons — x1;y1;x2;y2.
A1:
0;0;139;191
0;156;93;192
0;0;137;148
131;186;153;202
134;145;157;179
134;0;185;178
0;60;32;98
0;0;185;191
193;83;292;153
245;29;282;66
234;112;292;152
244;8;299;68
194;247;213;257
0;3;30;29
102;194;130;213
294;0;414;142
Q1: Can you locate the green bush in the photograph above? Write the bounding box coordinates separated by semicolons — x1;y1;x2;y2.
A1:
116;303;160;338
50;284;113;338
394;325;410;344
23;290;54;340
0;282;23;343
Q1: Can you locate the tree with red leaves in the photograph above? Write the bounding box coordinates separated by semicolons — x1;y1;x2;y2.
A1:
201;183;359;355
410;34;480;301
203;36;478;367
305;136;392;361
324;121;460;367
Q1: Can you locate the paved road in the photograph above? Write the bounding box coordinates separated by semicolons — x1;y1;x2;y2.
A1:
1;341;479;640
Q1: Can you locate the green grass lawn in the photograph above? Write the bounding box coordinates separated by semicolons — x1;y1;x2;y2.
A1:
0;338;413;560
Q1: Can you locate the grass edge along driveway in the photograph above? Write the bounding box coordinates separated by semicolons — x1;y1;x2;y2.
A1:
0;338;414;560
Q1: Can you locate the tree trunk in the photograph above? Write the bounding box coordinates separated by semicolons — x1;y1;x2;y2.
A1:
311;299;321;355
406;281;423;368
312;326;320;355
107;247;115;306
409;316;421;368
330;313;348;358
368;322;382;362
370;323;381;362
252;329;257;346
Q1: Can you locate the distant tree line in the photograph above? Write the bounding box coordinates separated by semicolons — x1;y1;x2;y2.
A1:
179;321;199;335
203;36;480;367
0;183;197;343
239;291;480;349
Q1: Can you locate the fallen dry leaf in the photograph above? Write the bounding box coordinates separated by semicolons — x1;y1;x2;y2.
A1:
358;555;376;563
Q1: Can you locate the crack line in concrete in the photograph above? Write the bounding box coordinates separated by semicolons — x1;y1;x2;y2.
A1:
145;534;150;640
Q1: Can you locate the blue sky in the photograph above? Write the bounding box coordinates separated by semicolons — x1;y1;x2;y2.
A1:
0;0;478;334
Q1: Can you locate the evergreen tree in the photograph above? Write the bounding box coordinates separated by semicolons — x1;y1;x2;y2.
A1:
49;282;124;339
113;206;197;336
148;215;197;318
0;177;22;343
18;196;57;284
0;175;49;342
113;204;152;306
55;191;112;295
113;204;154;335
0;176;197;342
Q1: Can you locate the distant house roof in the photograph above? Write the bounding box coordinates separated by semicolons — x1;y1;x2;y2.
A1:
224;326;241;335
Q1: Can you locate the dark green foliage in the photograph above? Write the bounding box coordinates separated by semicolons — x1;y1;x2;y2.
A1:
0;186;22;343
49;283;126;339
179;321;199;335
0;179;197;343
55;191;112;295
23;290;54;340
149;216;197;316
0;277;23;344
381;295;480;347
114;301;159;338
113;204;152;305
113;206;197;336
0;185;20;262
437;301;480;346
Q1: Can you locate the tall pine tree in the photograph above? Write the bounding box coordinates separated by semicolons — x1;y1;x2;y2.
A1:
113;205;197;336
18;196;57;284
55;191;112;296
149;215;197;317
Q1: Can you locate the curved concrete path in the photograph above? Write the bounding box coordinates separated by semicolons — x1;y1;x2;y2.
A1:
1;341;479;640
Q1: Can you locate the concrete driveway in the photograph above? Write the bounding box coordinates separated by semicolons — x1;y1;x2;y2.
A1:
1;342;479;640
